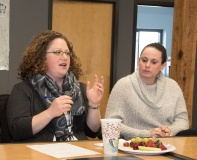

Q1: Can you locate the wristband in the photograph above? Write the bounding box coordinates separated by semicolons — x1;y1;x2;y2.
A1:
89;105;99;109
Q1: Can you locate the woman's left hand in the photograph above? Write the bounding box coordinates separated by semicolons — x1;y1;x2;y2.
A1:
159;126;173;136
86;74;104;106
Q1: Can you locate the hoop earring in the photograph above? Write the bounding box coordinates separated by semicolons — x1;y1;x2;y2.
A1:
156;71;161;79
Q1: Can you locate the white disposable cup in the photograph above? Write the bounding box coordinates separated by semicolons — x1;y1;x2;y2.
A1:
101;119;122;154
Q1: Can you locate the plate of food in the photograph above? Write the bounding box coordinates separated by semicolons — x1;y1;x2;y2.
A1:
118;137;176;156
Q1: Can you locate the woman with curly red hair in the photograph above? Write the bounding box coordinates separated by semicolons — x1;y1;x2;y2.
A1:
7;30;104;142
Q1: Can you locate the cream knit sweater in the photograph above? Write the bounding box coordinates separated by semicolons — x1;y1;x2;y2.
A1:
105;71;189;139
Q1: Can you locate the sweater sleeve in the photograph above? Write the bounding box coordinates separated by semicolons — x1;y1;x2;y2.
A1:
105;77;151;139
166;81;189;135
7;83;34;141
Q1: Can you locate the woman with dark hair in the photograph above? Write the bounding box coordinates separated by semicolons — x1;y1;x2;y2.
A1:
105;42;189;139
7;30;104;142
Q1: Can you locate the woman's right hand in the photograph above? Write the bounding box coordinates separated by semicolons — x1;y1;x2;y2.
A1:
47;95;73;118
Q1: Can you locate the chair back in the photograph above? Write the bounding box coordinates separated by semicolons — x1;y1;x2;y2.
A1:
176;129;197;136
0;94;12;143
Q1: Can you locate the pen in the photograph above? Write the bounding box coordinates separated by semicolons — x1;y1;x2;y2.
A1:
42;96;53;99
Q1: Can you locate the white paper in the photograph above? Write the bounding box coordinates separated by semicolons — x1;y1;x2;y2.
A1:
0;0;9;70
27;143;101;158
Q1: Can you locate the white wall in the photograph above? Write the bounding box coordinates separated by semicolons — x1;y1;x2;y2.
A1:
137;5;174;57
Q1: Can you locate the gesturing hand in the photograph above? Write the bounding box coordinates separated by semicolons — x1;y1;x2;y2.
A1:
86;74;104;106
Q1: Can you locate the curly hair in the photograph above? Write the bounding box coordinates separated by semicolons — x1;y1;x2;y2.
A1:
18;30;83;80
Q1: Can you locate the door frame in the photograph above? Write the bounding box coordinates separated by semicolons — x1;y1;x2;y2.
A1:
131;0;174;72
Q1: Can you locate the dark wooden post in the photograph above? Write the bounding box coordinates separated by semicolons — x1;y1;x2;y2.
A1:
170;0;197;127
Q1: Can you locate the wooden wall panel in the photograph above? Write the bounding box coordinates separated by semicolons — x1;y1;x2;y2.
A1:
52;0;113;118
170;0;197;127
